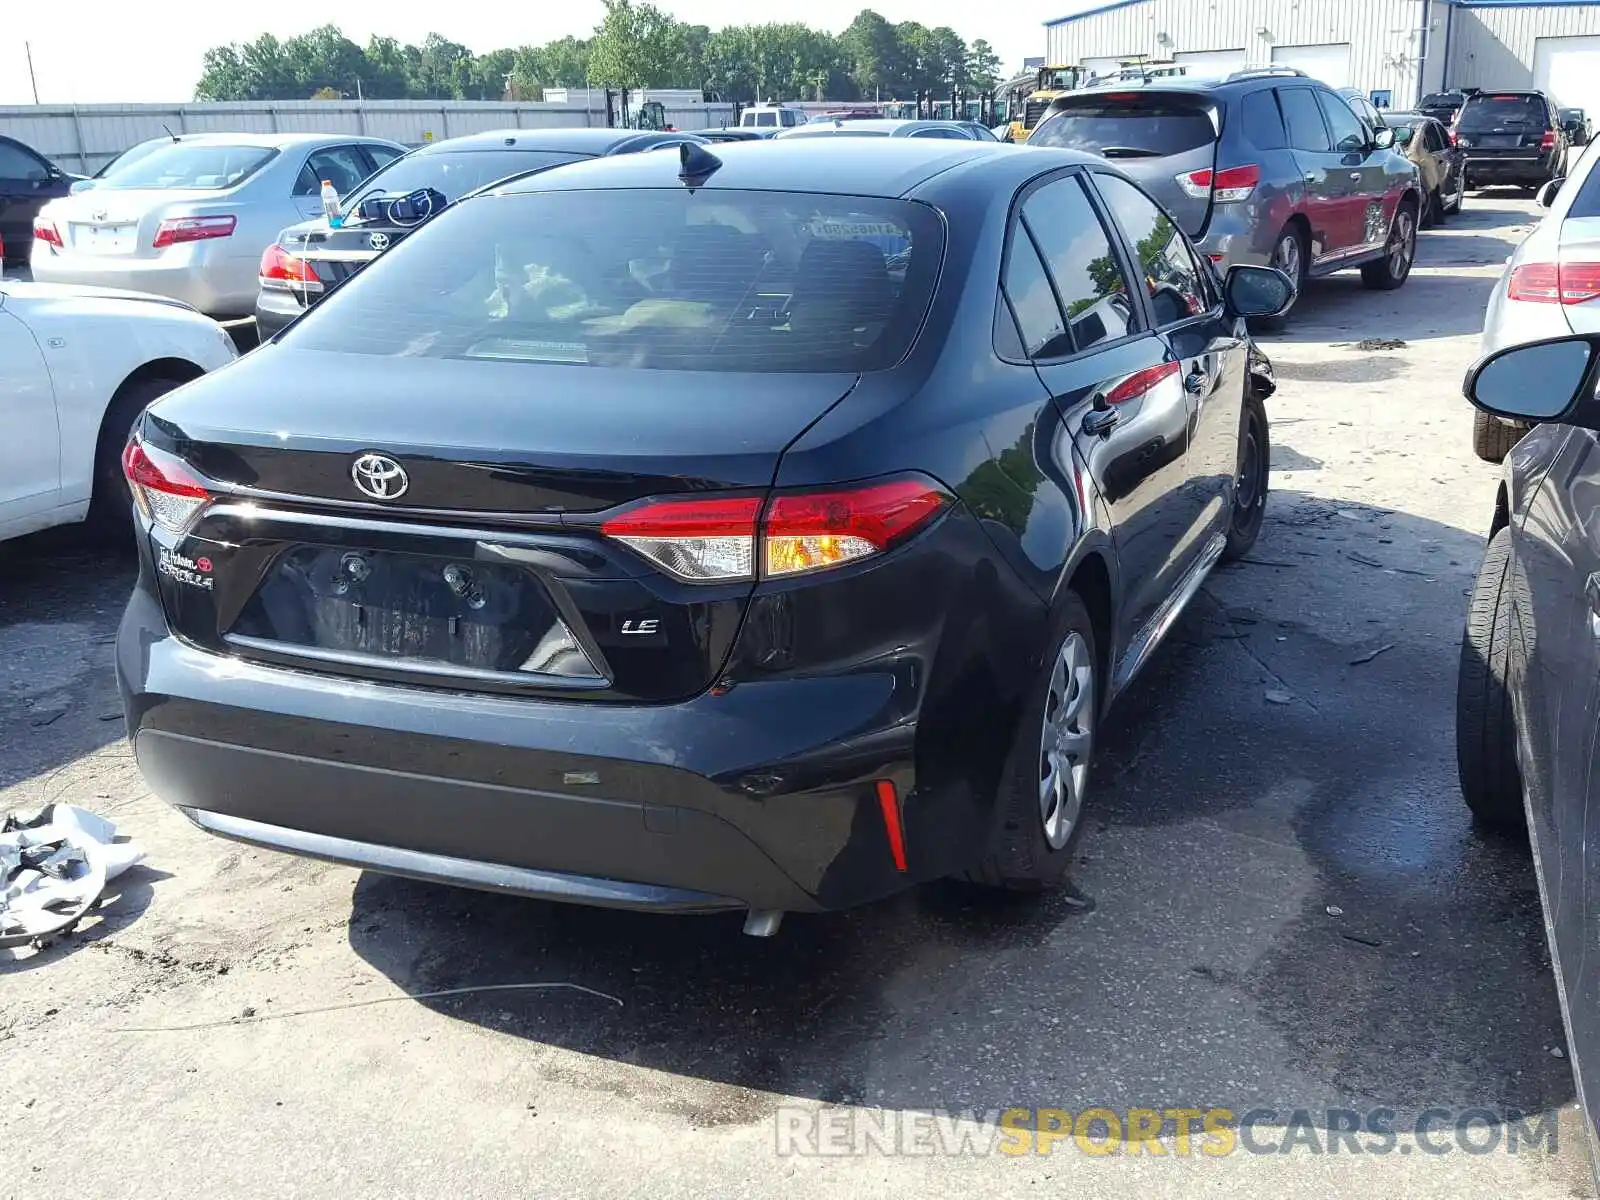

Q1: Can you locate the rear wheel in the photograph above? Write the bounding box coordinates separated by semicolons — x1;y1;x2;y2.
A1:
87;375;189;538
1444;176;1464;214
1455;527;1524;827
966;592;1098;890
1255;225;1306;331
1471;410;1528;464
1361;202;1417;290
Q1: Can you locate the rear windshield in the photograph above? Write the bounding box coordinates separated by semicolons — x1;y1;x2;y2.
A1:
98;143;276;190
1421;93;1462;108
283;188;943;373
1028;99;1217;157
1459;96;1548;131
346;149;588;212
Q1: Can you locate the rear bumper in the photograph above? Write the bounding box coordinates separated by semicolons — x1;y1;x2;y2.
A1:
253;288;302;340
118;508;1041;913
29;246;258;317
1464;155;1554;184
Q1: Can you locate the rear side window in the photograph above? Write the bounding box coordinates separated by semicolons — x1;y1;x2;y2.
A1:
1240;91;1286;150
1565;161;1600;218
1029;98;1217;156
1459;96;1549;131
283;188;944;374
1001;234;1070;359
1094;173;1210;325
1279;88;1331;152
1022;176;1134;351
757;112;777;127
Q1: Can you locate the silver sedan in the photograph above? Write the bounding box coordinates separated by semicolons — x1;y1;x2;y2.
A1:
29;133;405;318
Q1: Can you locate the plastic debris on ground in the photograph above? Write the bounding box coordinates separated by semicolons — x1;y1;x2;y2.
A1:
1;804;144;948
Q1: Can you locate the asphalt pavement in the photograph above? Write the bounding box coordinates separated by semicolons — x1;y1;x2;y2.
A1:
1;193;1592;1199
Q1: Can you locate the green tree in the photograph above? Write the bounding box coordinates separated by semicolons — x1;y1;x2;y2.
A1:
966;38;1001;97
411;33;474;99
470;48;516;99
362;36;413;98
282;25;367;97
588;0;681;89
840;9;903;98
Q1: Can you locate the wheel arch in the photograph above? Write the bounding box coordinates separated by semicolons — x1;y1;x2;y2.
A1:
96;357;206;456
1061;547;1115;716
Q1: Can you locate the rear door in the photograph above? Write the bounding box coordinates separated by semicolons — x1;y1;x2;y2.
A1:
1277;85;1349;258
0;305;60;528
1007;171;1195;651
1025;92;1220;238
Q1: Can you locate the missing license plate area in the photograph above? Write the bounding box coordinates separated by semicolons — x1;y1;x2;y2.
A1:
228;546;601;680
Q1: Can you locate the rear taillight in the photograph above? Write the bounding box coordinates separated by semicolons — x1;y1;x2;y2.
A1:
1105;360;1181;405
1175;163;1259;202
1507;261;1600;305
1448;129;1458;146
33;219;61;249
258;242;323;291
600;478;951;582
152;215;236;249
122;437;211;532
1541;129;1557;150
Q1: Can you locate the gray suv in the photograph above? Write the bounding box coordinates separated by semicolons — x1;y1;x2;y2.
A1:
1028;68;1423;320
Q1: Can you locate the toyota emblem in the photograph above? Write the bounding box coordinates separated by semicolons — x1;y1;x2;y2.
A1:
368;232;391;251
350;453;409;500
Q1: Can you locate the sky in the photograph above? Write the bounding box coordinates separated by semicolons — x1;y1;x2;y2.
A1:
0;0;1098;107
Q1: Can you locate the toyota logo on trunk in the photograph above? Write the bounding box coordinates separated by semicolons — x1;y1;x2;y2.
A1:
368;232;391;251
351;453;409;500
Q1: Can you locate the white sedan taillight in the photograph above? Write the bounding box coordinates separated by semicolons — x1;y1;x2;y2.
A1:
600;478;950;582
122;438;212;532
1507;261;1600;305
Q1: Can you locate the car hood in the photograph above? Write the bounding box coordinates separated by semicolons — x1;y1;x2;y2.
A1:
0;279;197;312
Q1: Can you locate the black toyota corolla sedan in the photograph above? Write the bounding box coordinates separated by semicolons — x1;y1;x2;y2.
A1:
118;139;1291;934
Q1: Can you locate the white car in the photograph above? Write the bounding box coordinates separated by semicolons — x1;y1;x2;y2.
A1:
0;278;237;542
1475;137;1600;460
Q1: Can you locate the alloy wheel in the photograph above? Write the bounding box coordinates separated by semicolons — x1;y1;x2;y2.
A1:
1274;233;1301;283
1389;210;1416;279
1235;419;1263;528
1038;631;1094;851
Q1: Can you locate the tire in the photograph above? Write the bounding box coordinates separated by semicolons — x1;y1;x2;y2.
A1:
1455;527;1524;828
965;591;1098;891
1422;187;1442;229
1444;181;1463;215
1361;201;1417;290
1471;409;1528;464
1222;389;1270;563
87;375;189;537
1254;224;1307;332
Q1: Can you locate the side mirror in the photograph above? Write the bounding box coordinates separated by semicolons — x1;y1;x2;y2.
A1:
1536;178;1564;208
1373;127;1396;150
1224;264;1296;319
1465;335;1600;425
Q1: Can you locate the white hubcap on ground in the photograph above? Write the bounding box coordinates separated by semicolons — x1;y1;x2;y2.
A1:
1039;632;1094;851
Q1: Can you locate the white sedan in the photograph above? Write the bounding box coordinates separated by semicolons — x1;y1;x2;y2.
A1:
0;278;237;542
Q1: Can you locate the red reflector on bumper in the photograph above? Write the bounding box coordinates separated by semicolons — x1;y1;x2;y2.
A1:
875;779;907;872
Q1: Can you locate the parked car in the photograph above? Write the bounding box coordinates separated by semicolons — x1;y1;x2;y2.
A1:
255;129;709;339
1454;329;1600;1181
1561;107;1592;147
1383;111;1467;225
0;135;81;266
776;119;992;140
1026;70;1422;322
1471;137;1600;461
1456;90;1568;191
689;129;773;142
738;103;807;131
1419;90;1469;126
0;277;236;543
70;135;195;195
116;139;1291;935
29;133;406;319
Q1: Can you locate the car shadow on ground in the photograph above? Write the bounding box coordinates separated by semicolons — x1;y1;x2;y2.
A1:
345;490;1571;1131
1257;268;1503;344
0;528;135;791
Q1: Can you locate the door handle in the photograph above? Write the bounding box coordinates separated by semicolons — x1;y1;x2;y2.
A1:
1183;370;1208;395
1350;172;1364;181
1304;173;1317;183
1082;406;1120;437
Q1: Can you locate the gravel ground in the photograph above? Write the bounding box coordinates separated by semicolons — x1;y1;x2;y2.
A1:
2;193;1593;1200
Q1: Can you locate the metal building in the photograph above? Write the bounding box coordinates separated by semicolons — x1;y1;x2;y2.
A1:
1044;0;1600;111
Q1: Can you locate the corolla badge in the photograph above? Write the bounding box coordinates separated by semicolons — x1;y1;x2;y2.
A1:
368;232;391;251
351;453;409;500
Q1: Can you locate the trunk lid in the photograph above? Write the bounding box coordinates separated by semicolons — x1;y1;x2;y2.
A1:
137;346;860;703
1557;217;1600;334
45;188;241;259
1029;91;1220;236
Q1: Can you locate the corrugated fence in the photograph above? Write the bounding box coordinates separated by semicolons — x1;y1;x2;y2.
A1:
0;99;738;174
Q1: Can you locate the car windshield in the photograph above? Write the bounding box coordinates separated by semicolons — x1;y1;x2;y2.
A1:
1029;100;1217;156
345;149;591;213
97;143;277;190
1459;96;1547;131
282;188;943;373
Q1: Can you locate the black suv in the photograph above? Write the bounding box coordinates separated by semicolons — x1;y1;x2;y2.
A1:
1456;90;1568;190
1028;68;1422;321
